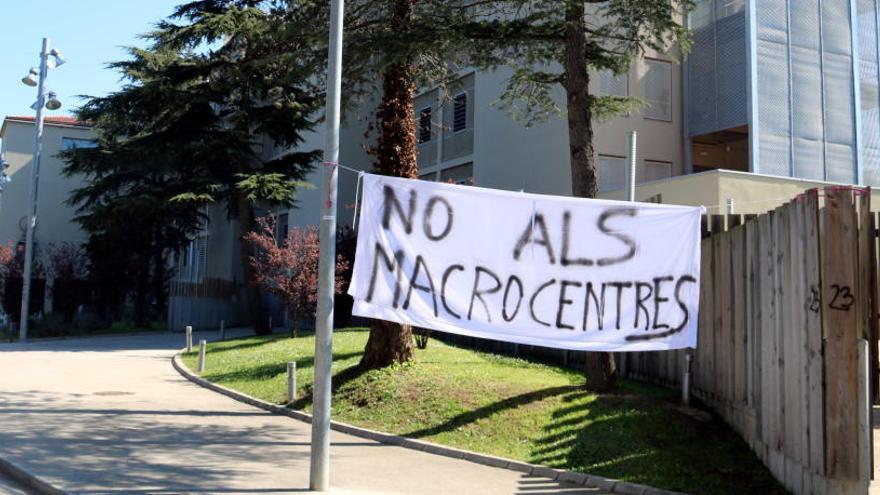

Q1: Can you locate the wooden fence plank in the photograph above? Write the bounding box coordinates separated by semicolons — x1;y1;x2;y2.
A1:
732;225;747;433
871;210;879;406
780;204;801;492
746;218;761;446
697;237;713;394
759;212;775;465
720;231;733;414
821;188;860;480
803;190;825;484
713;233;724;403
771;207;786;481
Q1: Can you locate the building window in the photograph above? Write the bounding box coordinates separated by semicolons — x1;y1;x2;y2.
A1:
644;59;672;121
418;107;432;144
641;160;673;183
440;162;473;185
598;155;627;192
61;137;98;150
690;0;714;29
419;172;437;181
717;0;745;18
453;93;468;133
599;70;628;97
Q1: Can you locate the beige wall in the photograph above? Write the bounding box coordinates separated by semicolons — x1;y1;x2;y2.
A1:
463;57;683;196
0;120;93;252
599;168;880;214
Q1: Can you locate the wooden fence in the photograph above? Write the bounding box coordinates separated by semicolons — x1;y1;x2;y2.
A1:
624;187;875;495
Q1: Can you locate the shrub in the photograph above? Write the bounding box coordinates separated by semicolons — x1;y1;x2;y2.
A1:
30;313;66;338
110;321;137;333
245;216;348;334
72;311;104;332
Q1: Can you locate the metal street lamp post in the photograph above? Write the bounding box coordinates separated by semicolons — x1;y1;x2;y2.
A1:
310;0;344;490
18;37;65;342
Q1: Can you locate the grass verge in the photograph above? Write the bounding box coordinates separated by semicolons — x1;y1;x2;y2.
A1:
182;328;786;495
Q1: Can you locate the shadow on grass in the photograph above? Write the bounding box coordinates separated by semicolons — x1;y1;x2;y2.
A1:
527;391;786;495
291;363;369;410
206;351;362;383
403;385;579;438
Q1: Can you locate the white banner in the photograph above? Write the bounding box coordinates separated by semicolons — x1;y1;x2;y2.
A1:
348;174;702;352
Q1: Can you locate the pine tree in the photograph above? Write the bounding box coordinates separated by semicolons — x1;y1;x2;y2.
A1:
340;0;481;370
63;1;324;332
460;0;691;391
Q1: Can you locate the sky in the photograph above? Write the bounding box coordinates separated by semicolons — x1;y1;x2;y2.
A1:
0;0;185;120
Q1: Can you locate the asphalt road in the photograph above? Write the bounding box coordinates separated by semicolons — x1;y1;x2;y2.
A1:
0;330;604;494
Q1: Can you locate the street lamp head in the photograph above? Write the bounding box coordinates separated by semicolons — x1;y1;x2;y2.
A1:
47;48;66;69
21;68;38;87
45;92;62;111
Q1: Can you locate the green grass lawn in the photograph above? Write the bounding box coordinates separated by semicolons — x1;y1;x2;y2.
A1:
182;328;786;495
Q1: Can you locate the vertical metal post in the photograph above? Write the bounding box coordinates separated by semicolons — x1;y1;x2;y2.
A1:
287;361;297;402
311;0;343;490
19;37;50;342
619;131;638;378
186;325;193;353
682;350;693;405
219;319;225;341
625;131;637;202
198;340;206;373
726;198;735;215
858;339;871;486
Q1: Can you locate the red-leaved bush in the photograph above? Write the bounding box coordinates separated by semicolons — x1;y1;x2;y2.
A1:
245;216;348;333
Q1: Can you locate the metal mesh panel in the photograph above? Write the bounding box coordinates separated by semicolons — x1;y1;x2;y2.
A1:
687;6;747;136
791;46;824;141
792;137;825;179
757;37;792;176
790;0;822;49
822;0;854;56
716;12;749;128
823;53;855;145
755;0;860;182
826;142;857;182
688;27;718;135
859;0;880;185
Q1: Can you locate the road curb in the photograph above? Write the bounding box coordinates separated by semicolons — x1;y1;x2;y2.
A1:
172;352;688;495
0;455;68;495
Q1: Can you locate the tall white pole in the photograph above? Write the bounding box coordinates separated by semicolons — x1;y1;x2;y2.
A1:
619;131;637;378
625;131;637;203
310;1;343;491
19;37;50;342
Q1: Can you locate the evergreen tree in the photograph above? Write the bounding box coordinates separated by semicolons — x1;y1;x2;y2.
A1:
64;1;324;332
340;0;482;370
459;0;691;390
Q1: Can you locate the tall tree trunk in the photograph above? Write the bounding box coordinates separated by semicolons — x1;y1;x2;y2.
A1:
359;0;417;371
236;190;270;335
563;0;616;392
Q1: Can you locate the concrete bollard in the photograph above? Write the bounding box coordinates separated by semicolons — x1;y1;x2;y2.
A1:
682;349;693;405
287;361;297;402
198;340;207;373
185;326;193;353
219;319;225;341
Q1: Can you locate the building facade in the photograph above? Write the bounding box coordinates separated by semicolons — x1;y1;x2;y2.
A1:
0;116;94;249
177;1;880;328
0;115;96;316
687;0;880;187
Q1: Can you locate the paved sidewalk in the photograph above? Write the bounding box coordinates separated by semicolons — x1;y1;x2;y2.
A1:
0;331;606;494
